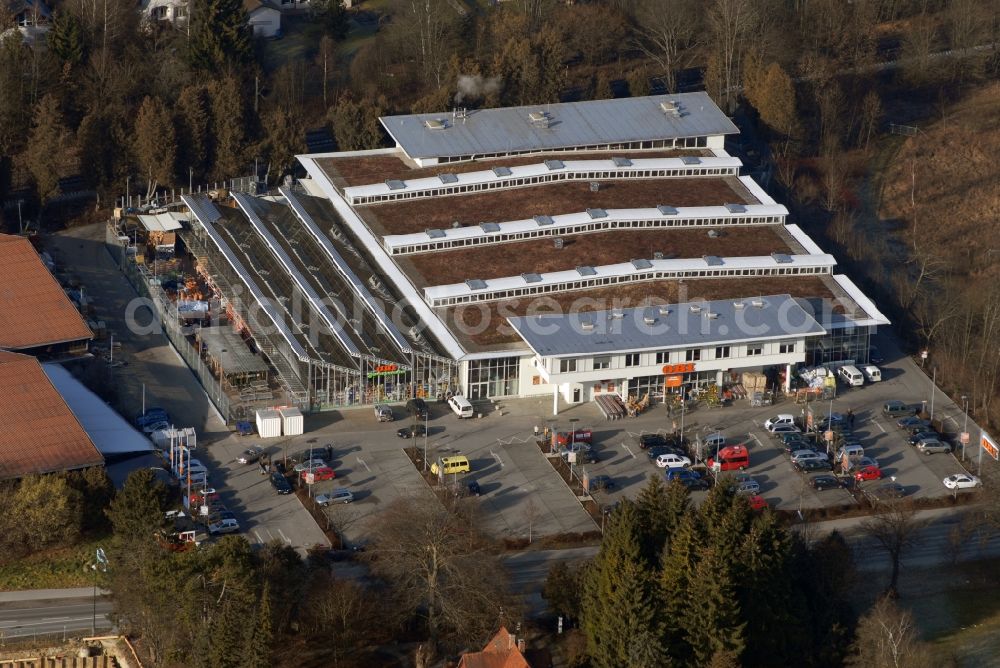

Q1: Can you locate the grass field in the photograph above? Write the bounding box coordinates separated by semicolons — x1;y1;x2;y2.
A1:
0;536;110;591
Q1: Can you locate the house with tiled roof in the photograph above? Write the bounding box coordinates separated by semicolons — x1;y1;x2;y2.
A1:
457;627;535;668
0;351;103;480
0;233;91;358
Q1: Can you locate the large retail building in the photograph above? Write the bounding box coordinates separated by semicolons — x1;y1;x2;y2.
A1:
177;93;887;414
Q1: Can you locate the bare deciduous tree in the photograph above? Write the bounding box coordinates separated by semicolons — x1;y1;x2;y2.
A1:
630;0;702;94
369;497;522;654
849;596;933;668
859;503;925;596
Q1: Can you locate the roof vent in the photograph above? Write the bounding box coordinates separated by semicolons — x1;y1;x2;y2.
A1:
386;179;406;190
612;157;632;167
426;229;446;238
703;255;723;266
653;251;664;260
751;299;766;308
451;221;462;228
658;305;671;315
492;166;512;177
522;272;542;283
580;320;595;331
659;100;681;116
707;229;720;238
631;258;653;270
480;222;500;233
553;237;564;249
544;159;564;170
587;208;608;219
438;173;458;184
465;279;488;291
657;205;678;216
733;301;744;309
589;182;600;192
643;314;656;325
725;203;746;213
771;252;792;264
424;119;447;130
689;304;702;313
528;111;550;127
610;310;624;319
680;156;701;165
534;215;554;226
705;312;720;320
576;266;597;276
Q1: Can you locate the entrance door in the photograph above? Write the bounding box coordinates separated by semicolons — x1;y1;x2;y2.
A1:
572;388;581;403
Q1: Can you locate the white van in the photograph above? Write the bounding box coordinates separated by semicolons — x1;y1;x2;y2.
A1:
862;365;882;383
764;414;796;431
836;444;865;460
448;395;474;419
838;365;865;387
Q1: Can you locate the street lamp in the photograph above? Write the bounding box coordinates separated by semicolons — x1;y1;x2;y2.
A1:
961;395;969;461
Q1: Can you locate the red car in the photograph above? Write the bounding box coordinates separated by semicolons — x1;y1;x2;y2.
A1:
555;429;592;447
301;466;336;481
747;495;768;511
854;465;883;482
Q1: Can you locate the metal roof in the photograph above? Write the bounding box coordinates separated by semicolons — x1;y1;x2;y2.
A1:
379;93;739;160
507;294;826;358
137;211;186;233
182;194;222;224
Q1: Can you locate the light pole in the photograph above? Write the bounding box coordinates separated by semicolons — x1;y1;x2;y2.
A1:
961;395;969;461
929;366;937;421
679;386;687;447
423;409;429;472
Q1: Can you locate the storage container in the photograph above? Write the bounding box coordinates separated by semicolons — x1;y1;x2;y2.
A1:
278;407;304;436
256;409;282;438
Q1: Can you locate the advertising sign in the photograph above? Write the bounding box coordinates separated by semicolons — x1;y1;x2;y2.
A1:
982;432;999;461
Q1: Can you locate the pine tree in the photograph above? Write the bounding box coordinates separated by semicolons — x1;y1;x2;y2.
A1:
243;583;273;668
106;468;168;548
581;501;666;667
684;546;746;666
660;510;702;664
188;0;251;71
209;75;248;179
260;106;303;183
175;84;212;184
48;12;86;70
134;95;176;193
25;94;71;203
312;0;349;40
635;475;688;563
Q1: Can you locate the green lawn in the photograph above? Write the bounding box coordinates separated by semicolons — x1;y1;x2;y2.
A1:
0;536;110;591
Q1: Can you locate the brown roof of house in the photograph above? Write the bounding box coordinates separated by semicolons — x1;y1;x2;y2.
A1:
0;234;92;350
457;627;532;668
0;351;103;479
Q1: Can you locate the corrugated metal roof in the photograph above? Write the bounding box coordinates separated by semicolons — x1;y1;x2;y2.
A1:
137;211;186;232
0;234;92;350
380;93;739;160
0;352;103;480
506;295;826;358
182;194;222;223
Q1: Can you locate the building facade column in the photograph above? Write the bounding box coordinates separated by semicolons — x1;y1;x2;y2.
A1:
552;385;559;416
785;363;792;393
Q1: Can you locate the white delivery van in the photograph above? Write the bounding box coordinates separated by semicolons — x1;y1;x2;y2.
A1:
447;395;474;419
838;365;865;387
862;365;882;383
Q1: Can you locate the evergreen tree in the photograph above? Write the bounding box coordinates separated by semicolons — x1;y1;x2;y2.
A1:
175;84;212;184
684;546;746;666
793;531;856;667
24;94;71;203
660;510;701;664
48;12;86;70
68;466;115;534
242;583;273;668
188;0;251;71
312;0;349;40
635;475;688;563
543;561;583;621
260;106;303;182
582;501;666;667
209;75;249;179
106;468;168;548
328;94;385;151
134;95;176;192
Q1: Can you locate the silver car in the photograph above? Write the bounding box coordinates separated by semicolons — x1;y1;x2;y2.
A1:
791;449;829;465
736;479;761;495
916;439;951;455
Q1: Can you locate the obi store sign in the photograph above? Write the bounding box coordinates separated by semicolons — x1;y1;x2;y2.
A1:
368;364;406;378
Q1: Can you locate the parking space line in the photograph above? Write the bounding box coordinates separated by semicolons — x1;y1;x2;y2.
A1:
869;418;886;434
277;529;290;544
356;456;371;473
253;530;264;544
490;450;504;468
622;443;636;459
749;433;763;449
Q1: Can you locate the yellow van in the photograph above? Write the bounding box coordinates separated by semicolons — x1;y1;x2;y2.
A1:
431;455;471;476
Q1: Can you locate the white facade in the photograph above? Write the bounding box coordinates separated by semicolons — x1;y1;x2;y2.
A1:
247;4;281;37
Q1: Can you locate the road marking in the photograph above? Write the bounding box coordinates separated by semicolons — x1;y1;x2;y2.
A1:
496;436;529;445
356;456;371;473
277;529;291;544
622;443;636;458
0;616;94;629
490;450;504;468
749;433;764;449
253;530;264;544
870;419;886;434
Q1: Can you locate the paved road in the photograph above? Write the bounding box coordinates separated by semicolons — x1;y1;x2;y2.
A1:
0;589;113;638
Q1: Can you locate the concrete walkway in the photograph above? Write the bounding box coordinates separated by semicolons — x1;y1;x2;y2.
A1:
0;588;109;602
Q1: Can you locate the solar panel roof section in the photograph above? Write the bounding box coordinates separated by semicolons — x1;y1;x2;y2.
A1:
181;194;222;224
438;173;459;184
379;93;740;160
279;187;414;354
232;192;363;358
507;294;826;357
186;200;308;360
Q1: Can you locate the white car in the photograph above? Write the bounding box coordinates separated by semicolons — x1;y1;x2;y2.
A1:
764;414;796;432
655;453;692;469
293;458;327;473
943;474;981;490
790;450;829;465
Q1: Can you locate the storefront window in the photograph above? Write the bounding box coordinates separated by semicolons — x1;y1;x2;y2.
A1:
467;357;520;399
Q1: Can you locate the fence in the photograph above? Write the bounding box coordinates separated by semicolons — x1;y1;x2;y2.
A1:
106;223;234;422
